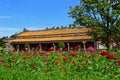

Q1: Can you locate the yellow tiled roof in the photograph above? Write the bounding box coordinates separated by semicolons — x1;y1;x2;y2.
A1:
8;36;93;43
18;28;90;37
6;28;93;43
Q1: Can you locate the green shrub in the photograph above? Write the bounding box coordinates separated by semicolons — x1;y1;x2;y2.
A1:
58;41;65;49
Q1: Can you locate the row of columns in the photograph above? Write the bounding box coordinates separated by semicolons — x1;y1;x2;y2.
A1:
52;41;87;51
15;41;87;53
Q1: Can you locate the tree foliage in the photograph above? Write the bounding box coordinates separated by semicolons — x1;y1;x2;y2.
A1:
69;0;120;47
0;37;7;47
58;41;65;49
23;28;29;32
10;33;18;39
24;43;30;48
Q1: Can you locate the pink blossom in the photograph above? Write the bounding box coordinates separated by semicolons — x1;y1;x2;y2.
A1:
96;41;102;44
48;47;54;51
0;59;4;62
108;39;115;43
71;52;77;57
112;46;117;48
31;63;36;68
100;51;108;56
33;52;38;56
31;47;35;51
87;46;94;52
38;44;42;48
106;54;116;60
118;42;120;45
39;51;46;55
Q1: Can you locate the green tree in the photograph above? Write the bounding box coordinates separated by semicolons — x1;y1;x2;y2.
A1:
58;41;65;49
24;43;30;48
0;37;7;47
23;28;29;32
69;0;120;49
10;33;18;39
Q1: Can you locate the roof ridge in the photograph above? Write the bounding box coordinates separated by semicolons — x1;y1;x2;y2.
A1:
26;27;82;32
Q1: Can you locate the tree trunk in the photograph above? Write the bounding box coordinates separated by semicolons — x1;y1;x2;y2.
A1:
106;28;110;51
106;41;109;51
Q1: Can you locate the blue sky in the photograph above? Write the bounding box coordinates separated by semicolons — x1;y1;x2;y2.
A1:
0;0;79;37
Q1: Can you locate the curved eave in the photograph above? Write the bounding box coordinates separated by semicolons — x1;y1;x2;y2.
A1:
7;36;93;43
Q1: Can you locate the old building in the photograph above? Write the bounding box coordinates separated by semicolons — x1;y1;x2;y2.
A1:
6;27;94;51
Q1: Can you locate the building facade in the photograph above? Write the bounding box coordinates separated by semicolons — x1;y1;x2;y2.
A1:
6;27;94;51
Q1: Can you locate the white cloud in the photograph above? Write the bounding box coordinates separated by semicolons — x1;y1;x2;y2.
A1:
0;26;45;37
0;27;20;37
0;16;14;19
